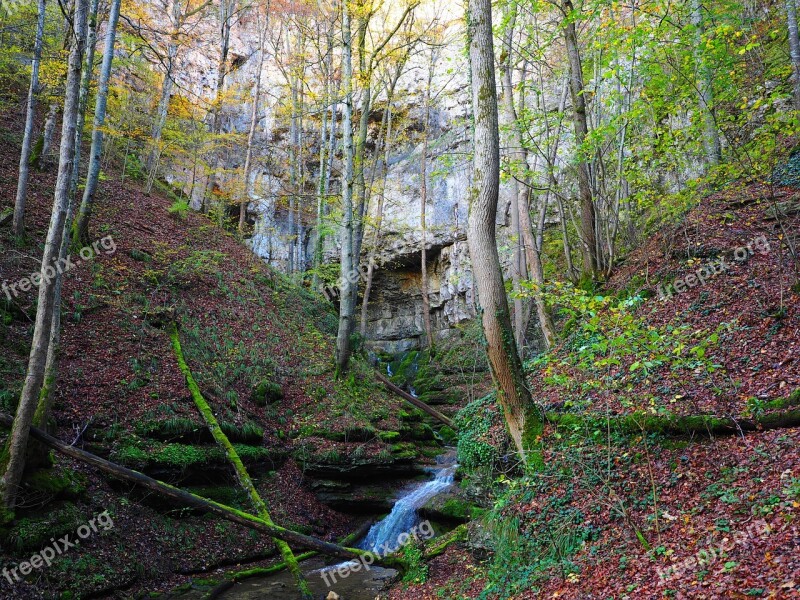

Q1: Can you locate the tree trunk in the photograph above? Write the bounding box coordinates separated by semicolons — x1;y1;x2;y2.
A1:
375;373;455;429
335;0;356;373
788;0;800;111
0;0;89;515
420;49;435;351
239;3;269;234
68;0;100;203
312;29;333;291
360;65;402;337
74;0;122;245
36;103;60;171
562;0;598;279
691;0;722;167
147;0;181;175
466;0;542;466
12;0;47;238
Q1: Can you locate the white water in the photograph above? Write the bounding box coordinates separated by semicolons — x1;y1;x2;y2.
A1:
358;463;456;553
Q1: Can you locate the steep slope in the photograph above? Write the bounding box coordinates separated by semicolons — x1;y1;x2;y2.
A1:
0;106;445;597
388;181;800;599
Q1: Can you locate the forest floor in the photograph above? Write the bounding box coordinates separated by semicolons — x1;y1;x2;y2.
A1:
387;182;800;598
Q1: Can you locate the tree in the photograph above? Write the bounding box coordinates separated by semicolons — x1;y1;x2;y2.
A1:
466;0;541;465
787;0;800;111
335;0;356;374
691;0;722;167
419;46;436;351
74;0;123;244
0;0;90;515
560;0;598;279
12;0;47;238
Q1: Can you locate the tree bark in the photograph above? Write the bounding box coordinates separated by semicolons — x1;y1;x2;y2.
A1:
788;0;800;111
36;103;60;171
12;0;47;238
466;0;542;466
74;0;122;244
691;0;722;167
0;0;89;515
562;0;598;279
375;372;455;429
335;0;356;373
68;0;100;203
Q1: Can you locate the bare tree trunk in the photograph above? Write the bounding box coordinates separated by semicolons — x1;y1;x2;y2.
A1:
12;0;47;238
420;49;435;351
691;0;722;167
147;0;181;174
562;0;598;279
312;27;333;291
74;0;121;244
789;0;800;111
0;0;89;515
36;103;59;171
335;0;356;373
466;0;542;466
360;64;403;337
68;0;99;203
239;2;269;234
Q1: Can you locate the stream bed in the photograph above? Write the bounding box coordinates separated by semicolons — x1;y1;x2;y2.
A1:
218;451;458;600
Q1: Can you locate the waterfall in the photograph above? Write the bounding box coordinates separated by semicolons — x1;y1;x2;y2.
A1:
358;464;456;553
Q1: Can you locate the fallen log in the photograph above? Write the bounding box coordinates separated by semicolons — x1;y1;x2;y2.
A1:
0;413;368;562
375;372;456;430
547;406;800;436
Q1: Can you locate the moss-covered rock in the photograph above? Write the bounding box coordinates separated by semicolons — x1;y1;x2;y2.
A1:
252;381;283;406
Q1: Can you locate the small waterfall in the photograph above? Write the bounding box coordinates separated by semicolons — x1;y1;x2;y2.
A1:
358;464;456;553
387;364;393;377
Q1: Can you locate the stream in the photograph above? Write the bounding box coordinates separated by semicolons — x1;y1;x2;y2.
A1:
218;452;458;600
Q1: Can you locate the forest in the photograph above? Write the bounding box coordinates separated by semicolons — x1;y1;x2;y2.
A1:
0;0;798;597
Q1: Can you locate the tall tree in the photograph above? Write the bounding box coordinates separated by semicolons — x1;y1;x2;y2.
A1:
12;0;47;238
238;0;270;233
74;0;123;244
466;0;542;465
0;0;90;515
787;0;800;111
561;0;598;279
335;0;357;373
419;46;435;351
691;0;722;167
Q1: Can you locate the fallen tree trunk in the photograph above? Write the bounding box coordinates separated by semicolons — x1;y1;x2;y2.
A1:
204;520;375;599
547;406;800;436
169;323;311;598
0;413;368;561
375;372;456;429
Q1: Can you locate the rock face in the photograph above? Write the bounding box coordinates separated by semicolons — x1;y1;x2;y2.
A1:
153;8;534;355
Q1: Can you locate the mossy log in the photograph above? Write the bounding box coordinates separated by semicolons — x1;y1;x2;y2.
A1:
0;414;373;562
423;524;467;559
203;521;375;599
169;323;312;599
547;406;800;437
375;372;456;429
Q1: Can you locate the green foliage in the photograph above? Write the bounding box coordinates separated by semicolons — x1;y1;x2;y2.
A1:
454;394;503;472
400;542;429;585
526;282;729;410
168;198;191;220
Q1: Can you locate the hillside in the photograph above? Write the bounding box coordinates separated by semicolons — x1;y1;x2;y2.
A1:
0;105;450;598
386;181;800;599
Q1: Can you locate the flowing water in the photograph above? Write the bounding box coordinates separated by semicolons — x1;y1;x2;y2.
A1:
217;452;457;600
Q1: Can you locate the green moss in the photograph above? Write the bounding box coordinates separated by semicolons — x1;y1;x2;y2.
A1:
252;381;283;406
378;430;401;443
2;502;82;552
24;468;86;499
